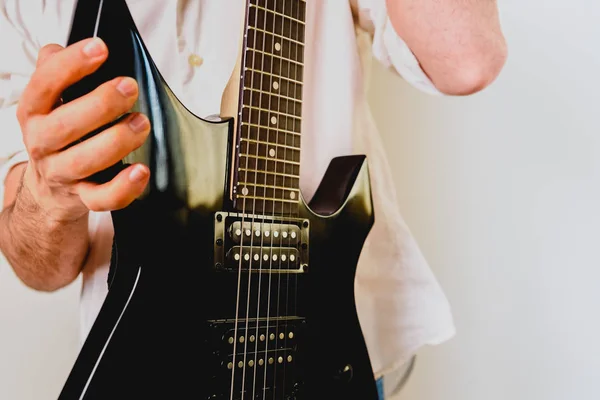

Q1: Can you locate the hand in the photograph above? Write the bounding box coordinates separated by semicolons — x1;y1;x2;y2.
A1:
16;37;151;223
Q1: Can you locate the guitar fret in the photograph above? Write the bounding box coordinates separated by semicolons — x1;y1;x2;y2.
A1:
250;4;305;26
248;26;304;47
236;184;298;203
248;4;305;43
244;105;301;121
245;68;302;86
246;86;301;103
246;48;303;67
242;122;300;137
247;27;304;64
241;153;300;166
242;106;301;134
240;124;301;147
239;155;299;176
236;195;297;204
238;182;300;192
243;69;302;101
241;138;300;151
239;167;299;179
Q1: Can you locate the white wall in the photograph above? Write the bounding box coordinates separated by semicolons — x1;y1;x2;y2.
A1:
2;1;600;399
368;1;600;399
0;256;80;399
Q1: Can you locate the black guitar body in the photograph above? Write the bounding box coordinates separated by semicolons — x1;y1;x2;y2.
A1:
59;1;378;399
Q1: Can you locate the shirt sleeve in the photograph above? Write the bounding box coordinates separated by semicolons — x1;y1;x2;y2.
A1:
0;0;42;211
350;0;442;96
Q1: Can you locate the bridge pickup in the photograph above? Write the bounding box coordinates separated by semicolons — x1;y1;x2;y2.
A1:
228;221;301;246
225;246;300;271
206;318;306;400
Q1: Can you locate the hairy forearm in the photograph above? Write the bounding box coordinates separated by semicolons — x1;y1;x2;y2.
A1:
386;0;507;95
0;175;89;291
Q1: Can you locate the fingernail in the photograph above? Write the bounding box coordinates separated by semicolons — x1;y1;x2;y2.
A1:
129;165;148;183
82;38;106;58
117;77;137;97
129;113;149;132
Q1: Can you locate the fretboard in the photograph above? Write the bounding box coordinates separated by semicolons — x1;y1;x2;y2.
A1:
233;0;306;216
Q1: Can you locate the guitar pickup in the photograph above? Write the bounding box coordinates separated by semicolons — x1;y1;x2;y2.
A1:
213;212;309;273
228;221;301;246
226;246;300;271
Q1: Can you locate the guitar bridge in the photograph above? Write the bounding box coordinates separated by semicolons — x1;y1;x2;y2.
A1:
213;212;309;273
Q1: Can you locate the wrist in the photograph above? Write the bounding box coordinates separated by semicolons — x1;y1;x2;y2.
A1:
18;165;89;226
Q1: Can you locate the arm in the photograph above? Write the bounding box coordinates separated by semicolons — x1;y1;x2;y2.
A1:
385;0;507;95
1;162;90;291
0;38;150;292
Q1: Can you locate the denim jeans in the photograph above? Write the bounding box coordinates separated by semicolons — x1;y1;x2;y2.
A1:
376;376;385;400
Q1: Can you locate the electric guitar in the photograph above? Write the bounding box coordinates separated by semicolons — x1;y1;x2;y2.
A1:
58;1;378;399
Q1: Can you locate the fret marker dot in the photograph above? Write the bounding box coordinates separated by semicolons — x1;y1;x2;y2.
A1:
287;355;293;362
248;360;254;367
234;253;240;261
269;358;274;365
260;334;266;341
291;231;297;239
289;191;296;200
265;230;270;237
245;229;251;236
242;187;249;196
273;254;278;261
274;231;280;238
270;333;275;340
238;361;244;368
255;230;261;237
244;253;250;261
271;116;277;125
269;148;276;157
275;42;281;51
278;356;284;364
263;254;269;261
290;255;296;262
282;231;288;239
235;229;242;236
254;254;259;261
259;359;264;366
228;362;233;369
279;333;285;340
273;81;279;90
281;254;287;262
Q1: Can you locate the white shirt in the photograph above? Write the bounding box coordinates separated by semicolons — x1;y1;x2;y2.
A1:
0;0;455;381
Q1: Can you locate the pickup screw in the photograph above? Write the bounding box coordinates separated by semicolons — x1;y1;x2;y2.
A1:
216;214;223;222
216;239;223;246
301;243;307;250
303;221;309;228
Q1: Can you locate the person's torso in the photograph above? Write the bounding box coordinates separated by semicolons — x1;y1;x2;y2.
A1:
53;0;371;338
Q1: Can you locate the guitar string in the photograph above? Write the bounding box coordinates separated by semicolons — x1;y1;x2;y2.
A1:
246;0;273;398
259;1;280;396
239;0;272;397
92;0;104;38
271;1;286;396
282;0;303;396
230;1;256;399
272;0;295;397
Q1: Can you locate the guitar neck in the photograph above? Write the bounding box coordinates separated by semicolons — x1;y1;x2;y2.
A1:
232;0;307;216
